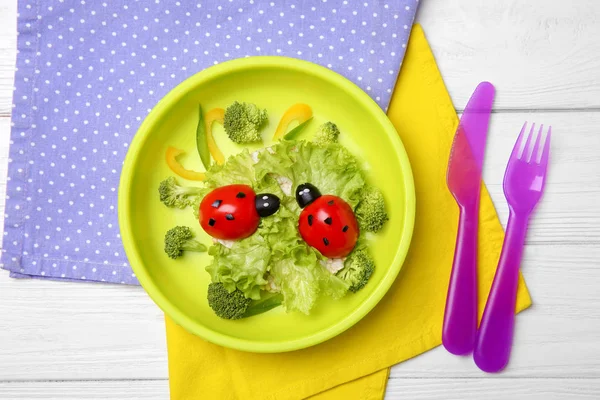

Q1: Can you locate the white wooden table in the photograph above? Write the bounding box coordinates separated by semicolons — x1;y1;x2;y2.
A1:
1;1;599;398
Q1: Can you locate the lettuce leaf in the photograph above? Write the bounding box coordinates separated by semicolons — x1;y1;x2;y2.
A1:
255;173;286;200
205;235;271;300
254;140;366;209
319;265;351;300
269;245;350;314
204;150;256;188
270;247;321;314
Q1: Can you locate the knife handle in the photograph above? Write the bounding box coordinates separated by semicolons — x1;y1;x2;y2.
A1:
443;204;478;355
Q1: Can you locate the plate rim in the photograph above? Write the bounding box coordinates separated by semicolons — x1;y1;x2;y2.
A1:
118;56;415;353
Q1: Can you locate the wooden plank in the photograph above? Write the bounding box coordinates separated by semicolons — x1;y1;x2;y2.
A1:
390;244;600;378
0;273;168;380
479;112;600;244
1;0;600;113
418;0;600;110
0;380;169;399
0;118;9;232
0;0;16;116
0;378;598;399
0;244;598;380
385;378;600;399
1;111;600;245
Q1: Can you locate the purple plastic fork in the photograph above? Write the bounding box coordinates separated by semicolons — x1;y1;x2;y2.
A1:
473;122;551;373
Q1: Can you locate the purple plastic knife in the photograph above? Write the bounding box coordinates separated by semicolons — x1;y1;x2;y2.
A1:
443;82;495;355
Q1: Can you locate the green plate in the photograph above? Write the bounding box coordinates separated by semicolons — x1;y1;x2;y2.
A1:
119;56;415;353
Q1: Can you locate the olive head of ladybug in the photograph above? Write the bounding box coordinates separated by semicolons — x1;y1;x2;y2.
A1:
255;193;281;217
296;183;322;208
199;185;281;241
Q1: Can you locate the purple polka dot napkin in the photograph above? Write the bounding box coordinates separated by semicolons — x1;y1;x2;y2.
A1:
2;0;418;284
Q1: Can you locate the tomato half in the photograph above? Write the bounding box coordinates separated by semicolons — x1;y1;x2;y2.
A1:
298;195;359;258
199;184;260;240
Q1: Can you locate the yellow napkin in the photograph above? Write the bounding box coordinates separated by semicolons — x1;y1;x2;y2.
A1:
165;24;532;400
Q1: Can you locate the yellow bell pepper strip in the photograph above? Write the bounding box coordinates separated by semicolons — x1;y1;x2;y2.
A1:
165;146;206;181
273;103;313;140
195;105;211;170
205;108;225;165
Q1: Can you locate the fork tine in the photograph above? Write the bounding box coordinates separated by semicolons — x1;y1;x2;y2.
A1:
519;122;535;160
529;124;544;163
539;126;551;167
511;122;528;159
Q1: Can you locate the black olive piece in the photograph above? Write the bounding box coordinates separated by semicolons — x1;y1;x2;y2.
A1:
295;183;321;208
342;225;349;232
225;213;235;221
236;192;246;198
208;218;216;227
323;237;330;246
324;217;332;225
255;193;281;217
308;214;314;226
211;200;222;208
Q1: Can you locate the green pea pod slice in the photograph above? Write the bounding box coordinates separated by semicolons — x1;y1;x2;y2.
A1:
196;104;211;169
283;117;314;140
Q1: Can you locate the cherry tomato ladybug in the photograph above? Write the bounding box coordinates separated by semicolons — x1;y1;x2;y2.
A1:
199;184;280;240
296;183;359;258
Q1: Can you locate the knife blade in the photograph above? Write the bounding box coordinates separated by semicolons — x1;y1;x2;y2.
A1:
443;81;495;356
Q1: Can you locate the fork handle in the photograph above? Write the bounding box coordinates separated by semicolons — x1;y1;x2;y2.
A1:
474;211;529;372
443;205;479;355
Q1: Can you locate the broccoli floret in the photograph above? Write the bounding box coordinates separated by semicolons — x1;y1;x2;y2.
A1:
164;226;207;259
207;282;252;319
313;122;340;146
223;101;268;144
336;250;375;293
355;186;389;232
158;177;204;209
207;282;284;320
